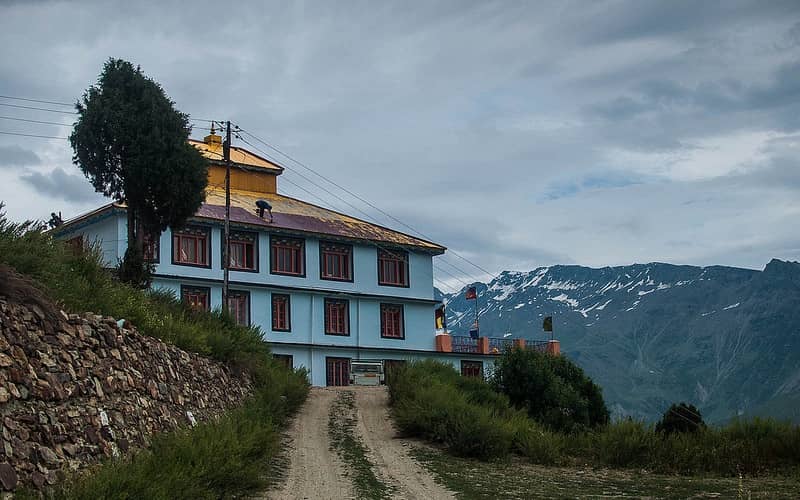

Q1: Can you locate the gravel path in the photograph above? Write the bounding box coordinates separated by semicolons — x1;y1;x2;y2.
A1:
267;386;454;500
353;387;456;500
267;388;355;500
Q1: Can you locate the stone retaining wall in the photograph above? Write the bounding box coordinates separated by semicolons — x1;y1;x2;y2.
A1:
0;296;252;491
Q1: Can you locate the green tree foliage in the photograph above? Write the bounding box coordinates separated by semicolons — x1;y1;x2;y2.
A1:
656;402;706;435
491;348;609;432
70;58;208;285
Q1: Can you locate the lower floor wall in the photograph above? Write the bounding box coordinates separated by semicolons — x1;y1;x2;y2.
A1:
268;343;497;386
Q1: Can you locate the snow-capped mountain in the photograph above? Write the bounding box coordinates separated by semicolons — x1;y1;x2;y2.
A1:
438;259;800;423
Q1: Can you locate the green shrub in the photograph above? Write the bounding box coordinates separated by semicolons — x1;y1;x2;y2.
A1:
510;416;564;465
491;347;609;432
390;361;512;459
655;402;705;435
594;419;656;467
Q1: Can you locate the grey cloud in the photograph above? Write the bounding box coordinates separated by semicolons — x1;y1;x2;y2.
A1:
0;145;41;167
0;0;799;275
19;167;98;203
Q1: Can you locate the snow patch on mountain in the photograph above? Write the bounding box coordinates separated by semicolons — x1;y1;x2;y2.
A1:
550;293;579;307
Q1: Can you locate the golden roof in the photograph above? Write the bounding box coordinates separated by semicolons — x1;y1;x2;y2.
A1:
189;138;283;173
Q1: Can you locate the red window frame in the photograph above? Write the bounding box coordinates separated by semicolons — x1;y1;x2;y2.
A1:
143;232;160;263
378;249;408;287
460;360;483;378
272;294;291;332
226;290;250;326
324;299;350;336
273;354;294;369
320;241;353;281
226;232;257;271
181;286;210;312
326;357;350;386
271;236;305;276
380;303;404;339
173;227;210;267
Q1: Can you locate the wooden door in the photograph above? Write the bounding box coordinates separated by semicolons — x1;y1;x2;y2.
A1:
326;357;350;386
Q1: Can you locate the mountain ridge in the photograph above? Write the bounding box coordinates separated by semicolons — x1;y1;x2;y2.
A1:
438;259;800;423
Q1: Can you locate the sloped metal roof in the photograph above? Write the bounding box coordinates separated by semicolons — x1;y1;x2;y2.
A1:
201;188;445;253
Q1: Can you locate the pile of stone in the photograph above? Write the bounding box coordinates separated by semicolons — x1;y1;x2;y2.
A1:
0;296;252;491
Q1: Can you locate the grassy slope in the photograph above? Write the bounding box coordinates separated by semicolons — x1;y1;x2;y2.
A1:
0;206;310;498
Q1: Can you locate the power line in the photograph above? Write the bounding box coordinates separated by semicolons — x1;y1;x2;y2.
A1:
238;128;497;279
0;102;77;115
0;115;73;127
231;133;458;294
0;95;73;107
0;130;67;140
238;132;485;288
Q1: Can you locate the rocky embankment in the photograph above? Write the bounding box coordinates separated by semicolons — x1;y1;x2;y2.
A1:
0;294;252;492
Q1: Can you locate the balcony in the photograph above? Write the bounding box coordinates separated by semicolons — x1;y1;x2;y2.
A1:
435;334;560;356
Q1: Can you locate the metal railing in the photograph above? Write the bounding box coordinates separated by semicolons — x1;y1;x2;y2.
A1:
451;335;479;353
527;340;550;353
487;337;513;353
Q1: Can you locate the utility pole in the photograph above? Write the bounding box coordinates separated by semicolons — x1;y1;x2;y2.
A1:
222;120;231;310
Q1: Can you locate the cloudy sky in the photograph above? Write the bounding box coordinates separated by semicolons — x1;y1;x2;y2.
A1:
1;1;799;291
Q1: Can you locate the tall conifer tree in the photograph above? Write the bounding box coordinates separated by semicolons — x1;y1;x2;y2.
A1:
70;58;208;286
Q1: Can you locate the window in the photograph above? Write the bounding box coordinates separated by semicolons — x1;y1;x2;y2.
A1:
324;299;350;336
320;241;353;281
226;290;250;326
272;294;291;332
380;303;404;339
378;249;408;287
225;231;257;271
181;286;210;311
460;360;483;378
270;236;305;276
273;354;293;369
173;226;210;267
143;232;160;263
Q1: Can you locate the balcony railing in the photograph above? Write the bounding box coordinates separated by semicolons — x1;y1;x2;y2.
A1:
487;337;513;353
451;335;479;353
435;334;561;356
526;340;550;353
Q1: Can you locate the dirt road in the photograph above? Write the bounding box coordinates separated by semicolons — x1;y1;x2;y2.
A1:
353;387;455;500
268;386;454;500
267;388;355;500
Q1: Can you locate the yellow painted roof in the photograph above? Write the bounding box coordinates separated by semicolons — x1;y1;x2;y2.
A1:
202;187;445;252
189;138;283;173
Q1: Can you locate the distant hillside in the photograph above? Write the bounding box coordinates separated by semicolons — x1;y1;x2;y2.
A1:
439;259;800;424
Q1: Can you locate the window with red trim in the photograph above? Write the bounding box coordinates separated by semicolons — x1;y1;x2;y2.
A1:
460;360;483;378
173;227;209;266
378;249;408;286
226;290;250;326
273;354;293;369
324;299;349;336
272;294;291;332
380;303;404;339
271;236;305;276
143;232;160;262
181;286;210;311
320;242;352;281
226;231;257;271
